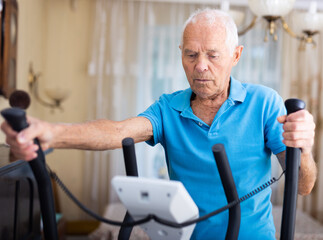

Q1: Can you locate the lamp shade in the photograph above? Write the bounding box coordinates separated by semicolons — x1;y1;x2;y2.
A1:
292;11;323;33
45;87;70;102
248;0;296;17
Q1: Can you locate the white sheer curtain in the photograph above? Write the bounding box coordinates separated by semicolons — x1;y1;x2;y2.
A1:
233;9;283;92
84;0;194;215
84;0;285;217
233;10;285;206
280;12;323;223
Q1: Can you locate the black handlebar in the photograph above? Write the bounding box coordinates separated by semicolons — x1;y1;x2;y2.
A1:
1;107;29;131
280;99;305;240
122;138;139;177
118;137;139;240
212;144;240;240
1;108;58;240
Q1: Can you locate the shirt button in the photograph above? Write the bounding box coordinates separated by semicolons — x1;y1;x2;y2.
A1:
198;122;203;126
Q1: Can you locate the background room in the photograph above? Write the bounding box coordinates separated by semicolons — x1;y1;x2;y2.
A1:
0;0;322;239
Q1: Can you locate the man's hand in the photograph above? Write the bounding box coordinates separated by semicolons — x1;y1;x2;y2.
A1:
1;116;54;161
277;109;317;195
277;109;315;154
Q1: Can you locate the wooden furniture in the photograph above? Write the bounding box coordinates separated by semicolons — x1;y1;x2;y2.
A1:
0;0;18;98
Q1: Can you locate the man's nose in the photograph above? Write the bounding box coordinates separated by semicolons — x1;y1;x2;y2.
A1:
195;57;208;73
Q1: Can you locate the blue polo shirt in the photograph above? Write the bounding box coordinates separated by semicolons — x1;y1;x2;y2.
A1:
138;77;286;239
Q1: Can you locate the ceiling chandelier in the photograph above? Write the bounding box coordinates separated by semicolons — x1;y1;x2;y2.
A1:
221;0;323;48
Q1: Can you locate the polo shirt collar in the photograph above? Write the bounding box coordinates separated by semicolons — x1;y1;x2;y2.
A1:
170;76;247;112
229;76;246;103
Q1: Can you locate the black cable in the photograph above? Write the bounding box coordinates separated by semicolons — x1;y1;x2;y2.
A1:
153;171;285;228
48;164;285;228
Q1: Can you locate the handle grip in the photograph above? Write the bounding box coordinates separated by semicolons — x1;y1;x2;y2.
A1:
1;108;58;240
1;107;29;131
212;144;240;240
280;98;305;240
122;137;139;177
118;137;138;240
285;98;306;115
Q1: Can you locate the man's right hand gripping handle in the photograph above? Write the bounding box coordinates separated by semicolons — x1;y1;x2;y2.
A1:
1;107;58;240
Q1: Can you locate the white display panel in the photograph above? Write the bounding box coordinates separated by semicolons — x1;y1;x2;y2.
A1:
112;176;199;240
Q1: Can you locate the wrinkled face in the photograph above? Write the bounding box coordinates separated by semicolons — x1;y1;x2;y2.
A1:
181;21;242;99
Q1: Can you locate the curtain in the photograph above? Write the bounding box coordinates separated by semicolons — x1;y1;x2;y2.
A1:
232;10;285;207
233;9;283;91
84;0;322;225
84;0;201;216
280;12;323;223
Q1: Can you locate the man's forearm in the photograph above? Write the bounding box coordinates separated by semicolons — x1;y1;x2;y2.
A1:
50;120;120;150
276;151;317;195
49;117;153;151
298;152;317;195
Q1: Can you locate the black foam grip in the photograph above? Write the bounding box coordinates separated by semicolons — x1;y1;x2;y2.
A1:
285;98;306;115
1;108;58;240
212;144;240;240
1;107;29;131
280;98;305;240
122;137;138;177
118;137;138;240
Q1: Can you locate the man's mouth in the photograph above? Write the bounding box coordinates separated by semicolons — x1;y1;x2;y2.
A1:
194;78;210;82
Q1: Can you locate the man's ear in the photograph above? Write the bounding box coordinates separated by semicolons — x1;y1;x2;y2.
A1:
179;45;182;51
233;45;244;66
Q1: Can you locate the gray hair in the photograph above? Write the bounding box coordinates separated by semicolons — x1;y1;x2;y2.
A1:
180;8;238;56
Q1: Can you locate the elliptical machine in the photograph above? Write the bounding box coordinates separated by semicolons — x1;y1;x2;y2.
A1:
1;98;305;240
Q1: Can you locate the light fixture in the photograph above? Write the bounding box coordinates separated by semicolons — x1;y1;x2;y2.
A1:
221;0;323;48
247;0;295;41
28;63;69;111
291;1;323;49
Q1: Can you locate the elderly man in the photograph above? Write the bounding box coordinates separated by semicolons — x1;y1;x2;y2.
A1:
1;8;317;240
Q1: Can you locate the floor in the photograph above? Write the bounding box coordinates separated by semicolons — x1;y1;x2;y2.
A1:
66;236;90;240
64;205;323;240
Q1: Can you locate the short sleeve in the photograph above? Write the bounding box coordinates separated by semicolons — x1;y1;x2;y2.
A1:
264;91;286;155
138;99;164;146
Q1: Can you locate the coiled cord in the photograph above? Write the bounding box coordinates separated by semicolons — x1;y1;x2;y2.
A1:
48;165;285;228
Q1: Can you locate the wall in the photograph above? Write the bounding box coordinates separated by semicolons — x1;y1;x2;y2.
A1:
40;0;94;221
0;0;94;220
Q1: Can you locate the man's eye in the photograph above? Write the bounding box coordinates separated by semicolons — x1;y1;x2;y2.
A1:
209;55;219;59
188;54;196;58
